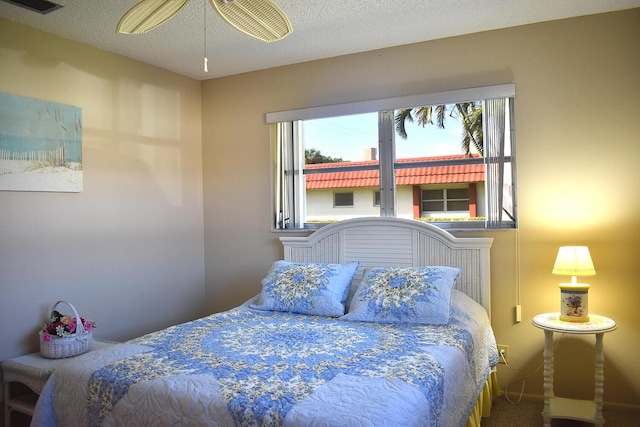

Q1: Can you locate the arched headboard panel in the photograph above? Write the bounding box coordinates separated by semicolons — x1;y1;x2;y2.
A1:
280;217;494;316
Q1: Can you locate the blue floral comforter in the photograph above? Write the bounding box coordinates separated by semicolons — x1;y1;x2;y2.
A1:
33;291;498;427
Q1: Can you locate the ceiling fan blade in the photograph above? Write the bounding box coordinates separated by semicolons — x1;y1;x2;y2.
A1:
209;0;292;43
117;0;190;34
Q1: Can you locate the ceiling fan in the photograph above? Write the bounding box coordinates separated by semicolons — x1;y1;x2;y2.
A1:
116;0;293;43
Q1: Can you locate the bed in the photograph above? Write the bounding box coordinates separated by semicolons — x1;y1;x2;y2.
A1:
32;217;498;427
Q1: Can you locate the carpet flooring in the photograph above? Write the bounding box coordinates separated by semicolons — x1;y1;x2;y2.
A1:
482;395;638;427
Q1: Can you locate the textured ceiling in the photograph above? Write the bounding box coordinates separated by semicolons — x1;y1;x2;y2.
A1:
1;0;639;80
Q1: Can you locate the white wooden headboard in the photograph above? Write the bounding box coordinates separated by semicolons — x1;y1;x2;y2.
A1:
280;217;494;316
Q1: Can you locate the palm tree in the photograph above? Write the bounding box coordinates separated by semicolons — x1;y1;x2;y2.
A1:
395;102;483;156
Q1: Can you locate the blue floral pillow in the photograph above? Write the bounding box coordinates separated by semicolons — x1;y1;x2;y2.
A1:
340;266;461;325
250;261;359;317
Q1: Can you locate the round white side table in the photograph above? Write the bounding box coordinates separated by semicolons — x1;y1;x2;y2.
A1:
532;313;616;427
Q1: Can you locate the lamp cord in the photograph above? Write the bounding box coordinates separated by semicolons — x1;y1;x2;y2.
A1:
501;333;565;404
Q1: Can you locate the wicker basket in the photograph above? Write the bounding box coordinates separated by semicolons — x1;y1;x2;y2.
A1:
39;300;93;359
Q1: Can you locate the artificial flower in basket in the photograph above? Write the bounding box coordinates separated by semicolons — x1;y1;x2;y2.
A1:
39;300;96;359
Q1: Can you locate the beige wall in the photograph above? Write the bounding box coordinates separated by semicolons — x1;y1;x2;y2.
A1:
0;19;206;370
202;9;640;408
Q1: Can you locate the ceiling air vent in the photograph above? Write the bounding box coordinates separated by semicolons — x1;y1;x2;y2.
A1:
1;0;63;14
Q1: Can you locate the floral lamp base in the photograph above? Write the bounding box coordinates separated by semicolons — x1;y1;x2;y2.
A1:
559;283;589;322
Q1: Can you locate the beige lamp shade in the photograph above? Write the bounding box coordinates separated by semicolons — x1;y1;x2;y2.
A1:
552;246;596;278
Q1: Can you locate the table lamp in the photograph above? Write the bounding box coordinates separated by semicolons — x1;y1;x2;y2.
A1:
552;246;596;322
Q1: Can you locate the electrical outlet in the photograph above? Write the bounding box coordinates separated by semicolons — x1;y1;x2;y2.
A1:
498;345;509;364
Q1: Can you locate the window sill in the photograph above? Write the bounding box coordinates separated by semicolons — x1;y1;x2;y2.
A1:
273;220;516;233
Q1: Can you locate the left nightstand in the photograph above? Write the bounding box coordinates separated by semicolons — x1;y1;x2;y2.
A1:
532;313;616;427
1;339;117;427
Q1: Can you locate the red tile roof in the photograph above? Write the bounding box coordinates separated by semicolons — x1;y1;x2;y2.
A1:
305;154;484;189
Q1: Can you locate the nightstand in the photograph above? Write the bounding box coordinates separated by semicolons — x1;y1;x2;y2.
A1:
1;339;117;427
532;313;616;427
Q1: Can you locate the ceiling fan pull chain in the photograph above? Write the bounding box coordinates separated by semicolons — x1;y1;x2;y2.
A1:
204;0;208;72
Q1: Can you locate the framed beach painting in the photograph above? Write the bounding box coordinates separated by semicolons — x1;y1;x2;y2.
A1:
0;92;82;192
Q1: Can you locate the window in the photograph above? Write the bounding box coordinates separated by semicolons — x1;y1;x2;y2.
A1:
422;188;470;215
268;84;516;230
334;192;354;207
445;188;470;211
